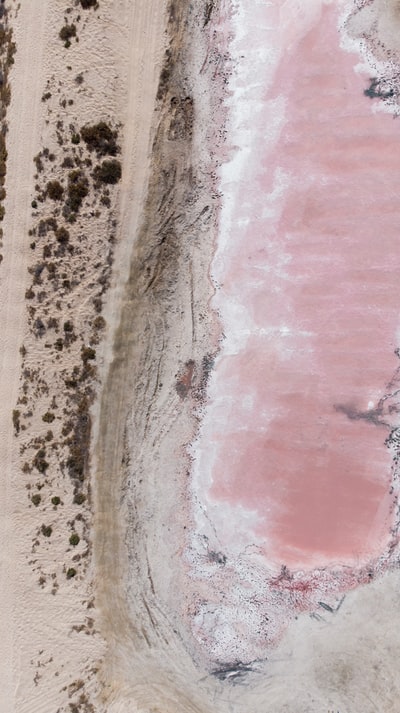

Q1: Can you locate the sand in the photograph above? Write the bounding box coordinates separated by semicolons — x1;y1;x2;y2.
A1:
0;1;168;711
3;0;400;711
0;3;50;709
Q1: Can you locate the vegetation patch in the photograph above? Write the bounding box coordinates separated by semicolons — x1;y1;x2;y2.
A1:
93;159;122;185
65;169;89;214
59;23;77;48
80;121;119;157
0;16;16;247
46;180;64;201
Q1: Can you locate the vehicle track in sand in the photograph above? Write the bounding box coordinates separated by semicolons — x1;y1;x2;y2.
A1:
93;1;224;710
0;3;49;710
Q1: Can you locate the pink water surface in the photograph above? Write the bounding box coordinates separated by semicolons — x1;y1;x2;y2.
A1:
209;5;400;567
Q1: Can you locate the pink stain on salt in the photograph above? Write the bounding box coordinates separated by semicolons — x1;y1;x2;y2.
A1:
207;5;400;568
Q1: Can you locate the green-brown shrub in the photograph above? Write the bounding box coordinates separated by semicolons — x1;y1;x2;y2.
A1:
46;180;64;201
80;121;118;156
93;159;121;185
66;169;88;212
59;24;76;43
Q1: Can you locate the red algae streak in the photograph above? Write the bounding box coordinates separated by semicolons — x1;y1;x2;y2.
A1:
193;3;400;570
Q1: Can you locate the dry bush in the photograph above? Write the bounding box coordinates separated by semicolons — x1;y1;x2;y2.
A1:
80;121;118;156
93;159;121;185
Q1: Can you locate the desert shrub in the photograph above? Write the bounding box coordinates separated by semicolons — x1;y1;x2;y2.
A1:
12;409;20;434
67;451;84;480
56;226;69;244
81;346;96;362
33;317;46;335
46;180;64;201
61;155;74;169
157;65;171;101
71;132;80;145
33;154;43;172
51;496;61;506
46;216;58;232
100;193;111;207
66;567;76;579
69;533;80;546
42;412;55;423
81;0;97;6
59;24;76;43
74;492;86;505
33;449;49;473
41;524;52;537
31;493;41;506
93;297;102;313
31;199;37;208
80;121;118;156
47;316;58;329
63;320;73;332
47;262;56;278
6;38;16;68
66;169;88;212
93;159;121;185
25;287;35;299
93;315;105;330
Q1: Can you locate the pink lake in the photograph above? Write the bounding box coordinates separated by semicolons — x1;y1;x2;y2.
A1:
195;2;400;569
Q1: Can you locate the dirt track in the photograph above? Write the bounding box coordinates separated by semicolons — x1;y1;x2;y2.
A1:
93;1;222;709
0;3;50;709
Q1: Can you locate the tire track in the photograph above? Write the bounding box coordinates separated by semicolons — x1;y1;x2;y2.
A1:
0;3;49;711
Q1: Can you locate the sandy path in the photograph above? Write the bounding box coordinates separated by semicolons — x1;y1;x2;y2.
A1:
0;3;49;710
92;0;171;706
100;0;167;348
